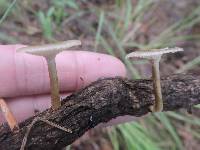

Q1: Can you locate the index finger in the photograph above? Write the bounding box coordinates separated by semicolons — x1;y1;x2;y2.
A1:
0;45;126;98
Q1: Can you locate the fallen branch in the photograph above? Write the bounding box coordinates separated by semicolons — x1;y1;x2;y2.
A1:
0;73;200;150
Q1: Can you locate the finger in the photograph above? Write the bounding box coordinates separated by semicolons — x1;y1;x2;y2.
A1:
0;45;126;98
0;93;70;124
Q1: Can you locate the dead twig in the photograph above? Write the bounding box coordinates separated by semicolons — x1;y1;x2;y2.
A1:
0;73;200;150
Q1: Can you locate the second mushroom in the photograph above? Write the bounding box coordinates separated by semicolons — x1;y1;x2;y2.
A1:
126;47;184;112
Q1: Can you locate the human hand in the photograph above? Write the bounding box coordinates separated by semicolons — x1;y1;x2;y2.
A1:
0;45;135;125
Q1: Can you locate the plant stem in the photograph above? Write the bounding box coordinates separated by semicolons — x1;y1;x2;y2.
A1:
0;98;19;130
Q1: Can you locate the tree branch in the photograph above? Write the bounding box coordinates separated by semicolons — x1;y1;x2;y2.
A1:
0;73;200;150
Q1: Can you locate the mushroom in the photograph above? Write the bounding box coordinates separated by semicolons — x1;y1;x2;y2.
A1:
126;47;184;112
17;40;82;110
0;98;19;130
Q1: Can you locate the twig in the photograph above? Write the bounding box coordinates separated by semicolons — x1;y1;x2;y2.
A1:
0;73;200;150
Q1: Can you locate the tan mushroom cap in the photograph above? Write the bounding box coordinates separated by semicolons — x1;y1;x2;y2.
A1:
126;47;184;60
17;40;82;58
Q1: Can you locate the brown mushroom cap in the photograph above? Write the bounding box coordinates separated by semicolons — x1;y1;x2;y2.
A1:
17;40;81;58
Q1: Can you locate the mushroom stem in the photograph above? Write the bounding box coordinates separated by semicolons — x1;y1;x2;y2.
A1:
46;57;61;110
0;98;19;130
151;58;163;112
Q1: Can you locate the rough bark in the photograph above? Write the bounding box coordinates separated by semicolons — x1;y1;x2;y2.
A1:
0;73;200;150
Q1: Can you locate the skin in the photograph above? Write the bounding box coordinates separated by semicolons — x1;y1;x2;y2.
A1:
0;45;131;125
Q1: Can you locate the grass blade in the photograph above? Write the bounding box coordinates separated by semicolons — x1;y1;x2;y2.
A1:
176;55;200;73
95;11;105;51
0;0;17;26
155;113;183;150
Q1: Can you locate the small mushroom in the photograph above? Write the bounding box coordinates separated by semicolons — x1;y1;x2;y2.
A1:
126;47;183;112
0;98;19;130
17;40;82;110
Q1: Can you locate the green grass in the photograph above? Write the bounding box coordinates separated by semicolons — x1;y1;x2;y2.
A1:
176;54;200;73
108;128;120;150
51;0;79;25
109;122;161;150
154;113;183;150
95;10;105;50
37;0;79;40
37;8;54;40
0;0;17;26
148;6;200;48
